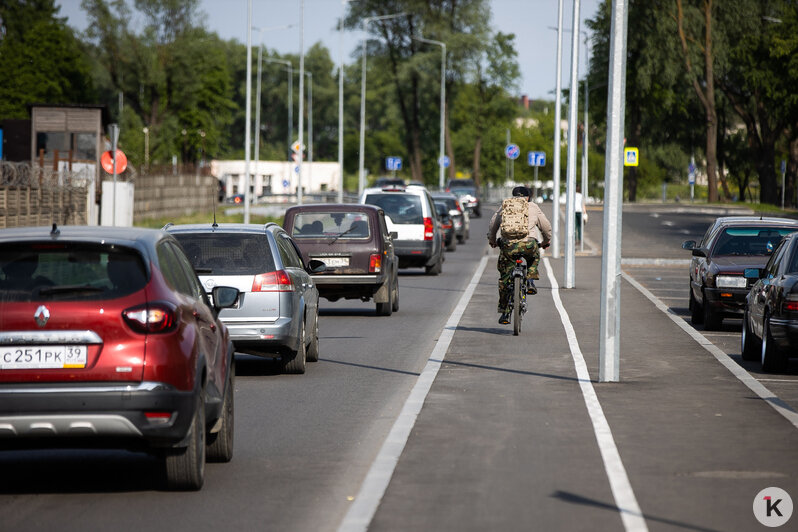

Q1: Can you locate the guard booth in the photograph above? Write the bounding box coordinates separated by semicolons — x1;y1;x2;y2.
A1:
29;104;109;225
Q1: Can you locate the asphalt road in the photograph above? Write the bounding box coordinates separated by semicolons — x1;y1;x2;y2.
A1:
2;202;798;531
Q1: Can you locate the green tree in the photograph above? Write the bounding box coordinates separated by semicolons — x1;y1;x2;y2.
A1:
0;0;94;118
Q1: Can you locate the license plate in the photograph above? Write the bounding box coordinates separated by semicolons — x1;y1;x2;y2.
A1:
0;345;88;369
319;257;349;267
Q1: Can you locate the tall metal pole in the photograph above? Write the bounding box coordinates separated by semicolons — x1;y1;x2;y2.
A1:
414;36;446;190
564;0;581;289
552;0;564;259
263;57;293;160
338;2;345;202
359;13;405;198
599;0;629;383
244;0;252;224
581;31;590;253
254;32;263;195
297;0;305;205
307;72;313;193
110;123;118;226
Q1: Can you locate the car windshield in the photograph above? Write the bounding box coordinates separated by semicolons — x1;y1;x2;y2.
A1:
712;227;797;256
291;212;371;239
173;234;276;274
364;194;423;224
0;243;147;302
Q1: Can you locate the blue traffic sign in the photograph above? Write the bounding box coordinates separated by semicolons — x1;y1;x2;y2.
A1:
527;151;546;167
439;155;450;168
282;179;290;187
386;156;402;171
505;144;520;160
781;159;787;174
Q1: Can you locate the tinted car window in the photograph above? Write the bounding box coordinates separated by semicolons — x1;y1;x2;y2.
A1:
157;241;194;295
276;235;303;268
712;227;795;256
169;242;207;301
787;240;798;273
0;243;146;302
292;212;371;239
365;193;423;224
173;233;276;274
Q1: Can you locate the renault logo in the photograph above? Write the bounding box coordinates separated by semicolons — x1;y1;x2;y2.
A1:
34;305;50;327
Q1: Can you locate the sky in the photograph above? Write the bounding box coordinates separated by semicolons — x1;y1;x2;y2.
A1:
57;0;602;101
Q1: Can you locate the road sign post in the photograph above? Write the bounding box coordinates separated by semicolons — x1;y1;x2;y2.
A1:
688;157;696;203
528;151;546;189
386;156;402;178
781;159;787;210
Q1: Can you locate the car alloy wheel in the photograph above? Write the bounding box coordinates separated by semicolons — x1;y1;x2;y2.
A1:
206;362;234;462
283;320;307;374
761;314;787;373
164;388;206;491
740;308;759;361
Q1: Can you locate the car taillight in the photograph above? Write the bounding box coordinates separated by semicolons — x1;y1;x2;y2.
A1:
252;270;293;292
442;220;453;230
123;303;177;334
424;217;434;240
369;253;382;273
784;300;798;312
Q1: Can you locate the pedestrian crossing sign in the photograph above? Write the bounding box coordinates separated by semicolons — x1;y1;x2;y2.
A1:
624;147;639;167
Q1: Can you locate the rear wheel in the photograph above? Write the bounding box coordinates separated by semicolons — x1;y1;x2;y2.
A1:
164;389;206;491
283;321;307;374
206;363;234;462
740;308;759;361
307;316;319;362
391;275;399;312
425;250;443;275
446;237;457;252
761;314;787;373
376;281;393;316
512;277;522;336
690;287;703;325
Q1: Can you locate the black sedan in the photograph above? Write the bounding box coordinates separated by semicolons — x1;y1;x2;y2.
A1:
682;217;798;330
742;231;798;372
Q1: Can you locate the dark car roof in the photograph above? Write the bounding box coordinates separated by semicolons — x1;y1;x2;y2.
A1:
285;203;382;214
164;222;282;235
0;225;167;251
714;216;798;227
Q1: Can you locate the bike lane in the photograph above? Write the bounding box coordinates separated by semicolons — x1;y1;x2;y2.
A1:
367;247;626;531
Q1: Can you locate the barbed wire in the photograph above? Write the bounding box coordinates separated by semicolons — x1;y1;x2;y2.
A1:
0;162;94;190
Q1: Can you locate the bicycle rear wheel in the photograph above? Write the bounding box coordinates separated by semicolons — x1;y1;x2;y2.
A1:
513;277;522;335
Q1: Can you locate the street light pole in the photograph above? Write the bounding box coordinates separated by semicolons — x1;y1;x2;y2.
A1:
142;127;149;170
552;0;564;259
581;31;590;253
359;12;406;197
263;57;293;159
298;0;305;205
414;36;446;190
244;0;252;223
564;0;582;289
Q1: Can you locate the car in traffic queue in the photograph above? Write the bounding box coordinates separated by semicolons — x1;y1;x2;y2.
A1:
741;231;798;372
282;204;400;316
165;223;325;374
0;225;240;491
431;191;469;244
446;178;481;218
434;200;457;252
682;216;798;330
360;184;445;275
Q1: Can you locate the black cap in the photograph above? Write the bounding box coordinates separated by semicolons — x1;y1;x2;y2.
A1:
512;186;531;198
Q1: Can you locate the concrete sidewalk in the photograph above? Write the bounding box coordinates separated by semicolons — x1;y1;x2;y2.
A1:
369;250;798;531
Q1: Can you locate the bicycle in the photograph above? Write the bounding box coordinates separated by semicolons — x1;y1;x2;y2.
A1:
507;255;528;336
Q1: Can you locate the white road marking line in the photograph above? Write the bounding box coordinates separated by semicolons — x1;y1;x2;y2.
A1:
543;258;649;532
622;271;798;429
337;255;489;532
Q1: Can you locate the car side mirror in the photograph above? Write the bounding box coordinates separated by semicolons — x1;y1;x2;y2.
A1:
307;259;327;274
681;240;696;250
390;231;398;240
691;248;706;258
212;286;240;310
743;268;762;280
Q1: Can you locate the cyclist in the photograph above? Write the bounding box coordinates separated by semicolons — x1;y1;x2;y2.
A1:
487;186;552;325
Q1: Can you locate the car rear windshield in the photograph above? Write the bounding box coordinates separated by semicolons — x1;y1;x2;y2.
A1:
0;243;147;302
364;193;423;224
173;233;276;274
713;227;797;256
291;212;371;239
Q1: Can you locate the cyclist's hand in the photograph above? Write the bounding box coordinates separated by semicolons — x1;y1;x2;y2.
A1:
541;242;550;249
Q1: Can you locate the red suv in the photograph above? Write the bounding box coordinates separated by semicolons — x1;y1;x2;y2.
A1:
0;225;239;490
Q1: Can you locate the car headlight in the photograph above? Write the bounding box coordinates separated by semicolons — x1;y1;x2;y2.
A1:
715;275;746;288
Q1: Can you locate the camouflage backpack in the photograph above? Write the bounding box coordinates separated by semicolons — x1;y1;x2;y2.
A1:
500;196;529;241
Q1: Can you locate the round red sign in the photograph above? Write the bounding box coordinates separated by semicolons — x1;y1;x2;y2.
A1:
101;150;128;174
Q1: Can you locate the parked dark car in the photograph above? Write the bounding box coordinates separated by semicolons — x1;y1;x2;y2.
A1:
0;225;240;490
446;179;481;218
375;177;405;187
165;223;325;374
435;201;456;252
431;191;469;244
283;204;399;316
742;232;798;372
682;217;798;330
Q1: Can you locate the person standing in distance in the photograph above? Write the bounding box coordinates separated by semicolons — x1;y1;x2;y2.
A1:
487;186;552;325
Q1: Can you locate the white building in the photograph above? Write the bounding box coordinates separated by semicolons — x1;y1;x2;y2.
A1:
211;159;341;197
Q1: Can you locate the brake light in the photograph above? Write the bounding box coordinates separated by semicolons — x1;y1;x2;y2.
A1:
784;301;798;312
252;270;293;292
369;253;382;273
424;217;434;240
122;303;177;334
442;220;453;230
